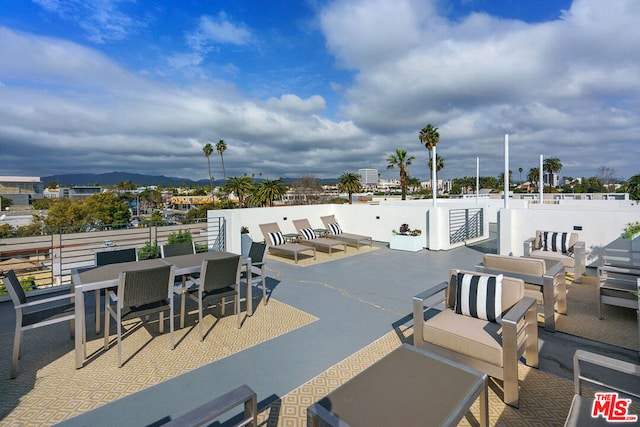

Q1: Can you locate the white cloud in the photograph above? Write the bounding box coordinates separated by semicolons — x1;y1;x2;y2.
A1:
187;12;253;53
265;94;327;114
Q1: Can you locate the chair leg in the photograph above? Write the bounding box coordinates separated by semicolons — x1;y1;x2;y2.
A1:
11;324;21;379
262;274;267;305
103;299;111;350
159;312;165;334
198;297;204;341
95;290;101;334
170;305;175;350
221;297;226;316
116;309;122;368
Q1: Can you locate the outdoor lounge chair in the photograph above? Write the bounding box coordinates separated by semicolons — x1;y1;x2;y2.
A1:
476;254;567;332
242;241;269;305
259;222;316;264
320;214;372;249
564;349;640;426
104;264;175;367
4;270;75;379
524;230;585;283
292;219;347;256
412;269;539;408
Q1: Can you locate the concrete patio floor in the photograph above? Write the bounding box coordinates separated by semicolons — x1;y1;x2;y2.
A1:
1;239;639;426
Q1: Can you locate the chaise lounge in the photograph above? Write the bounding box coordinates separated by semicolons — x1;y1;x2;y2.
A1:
320;214;372;249
259;222;316;264
292;219;347;256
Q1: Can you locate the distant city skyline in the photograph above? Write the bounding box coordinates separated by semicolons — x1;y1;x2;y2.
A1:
1;0;639;182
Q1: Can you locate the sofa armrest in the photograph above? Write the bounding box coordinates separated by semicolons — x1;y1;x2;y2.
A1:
573;350;640;398
523;237;535;257
412;281;448;346
572;241;586;282
502;296;538;368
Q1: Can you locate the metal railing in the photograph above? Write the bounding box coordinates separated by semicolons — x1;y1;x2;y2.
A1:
0;217;226;294
449;208;484;244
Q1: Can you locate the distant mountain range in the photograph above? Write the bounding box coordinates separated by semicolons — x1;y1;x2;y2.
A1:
41;172;337;186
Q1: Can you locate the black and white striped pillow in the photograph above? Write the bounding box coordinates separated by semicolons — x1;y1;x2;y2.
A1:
328;223;342;235
455;272;503;323
541;231;570;254
299;228;317;240
268;231;285;246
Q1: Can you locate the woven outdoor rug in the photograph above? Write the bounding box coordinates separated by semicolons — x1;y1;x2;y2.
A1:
257;327;580;427
0;299;317;426
555;275;639;351
267;244;379;267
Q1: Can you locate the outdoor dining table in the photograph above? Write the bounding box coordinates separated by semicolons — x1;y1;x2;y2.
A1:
71;251;251;369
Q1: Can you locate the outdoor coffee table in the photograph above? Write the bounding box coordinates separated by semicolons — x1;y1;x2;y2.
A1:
307;344;488;427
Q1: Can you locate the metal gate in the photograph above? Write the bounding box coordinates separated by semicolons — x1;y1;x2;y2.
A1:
449;208;483;244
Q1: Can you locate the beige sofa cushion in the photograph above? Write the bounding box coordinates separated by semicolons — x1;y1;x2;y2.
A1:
524;284;543;304
529;249;575;268
422;308;504;367
484;254;545;276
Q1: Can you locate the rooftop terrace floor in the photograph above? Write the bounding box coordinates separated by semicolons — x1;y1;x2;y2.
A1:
1;239;638;426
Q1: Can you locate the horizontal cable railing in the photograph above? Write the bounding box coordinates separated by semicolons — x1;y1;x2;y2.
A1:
0;217;225;294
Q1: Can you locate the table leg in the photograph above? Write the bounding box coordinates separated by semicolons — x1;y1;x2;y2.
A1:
480;377;488;427
180;275;187;329
74;286;85;369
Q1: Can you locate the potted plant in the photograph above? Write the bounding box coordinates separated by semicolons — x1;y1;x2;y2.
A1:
389;223;423;252
622;221;640;252
241;226;253;257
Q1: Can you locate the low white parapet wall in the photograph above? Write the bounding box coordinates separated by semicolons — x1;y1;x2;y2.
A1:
498;204;640;265
213;200;491;254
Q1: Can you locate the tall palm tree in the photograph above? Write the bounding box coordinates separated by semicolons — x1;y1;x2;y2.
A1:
518;167;523;184
337;172;362;204
202;143;214;195
223;175;254;207
216;139;227;182
527;167;540;193
250;179;288;207
406;176;422;192
419;124;440;181
428;153;445;174
543;157;562;187
386;148;416;200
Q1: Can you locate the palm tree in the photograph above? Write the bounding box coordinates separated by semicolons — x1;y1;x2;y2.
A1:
202;143;214;195
527;167;540;193
223;175;254;207
406;176;422;192
543;157;562;187
337;172;362;204
386;148;416;200
428;153;445;174
625;174;640;200
250;179;288;207
518;167;523;184
419;124;440;181
216;139;227;182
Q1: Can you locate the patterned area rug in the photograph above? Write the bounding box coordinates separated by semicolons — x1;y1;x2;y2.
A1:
257;327;580;427
267;244;379;267
556;275;639;351
0;299;317;426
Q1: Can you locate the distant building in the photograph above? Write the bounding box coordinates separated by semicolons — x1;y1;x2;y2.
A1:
358;168;378;187
44;186;102;199
0;176;44;206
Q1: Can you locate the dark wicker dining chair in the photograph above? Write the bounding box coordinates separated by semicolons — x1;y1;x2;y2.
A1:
3;270;75;378
103;264;175;367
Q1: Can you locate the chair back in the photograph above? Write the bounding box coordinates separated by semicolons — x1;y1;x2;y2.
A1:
200;255;241;293
483;254;545;277
161;242;195;258
118;265;174;309
446;269;524;312
292;219;312;232
3;270;27;306
95;248;138;266
248;242;268;264
259;223;282;246
320;215;337;229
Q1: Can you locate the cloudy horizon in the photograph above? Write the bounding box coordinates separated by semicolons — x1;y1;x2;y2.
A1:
1;0;639;184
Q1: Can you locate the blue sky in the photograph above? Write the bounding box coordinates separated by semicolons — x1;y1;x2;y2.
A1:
1;0;638;183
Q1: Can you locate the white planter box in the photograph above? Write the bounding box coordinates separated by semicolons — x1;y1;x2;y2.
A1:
389;234;423;252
